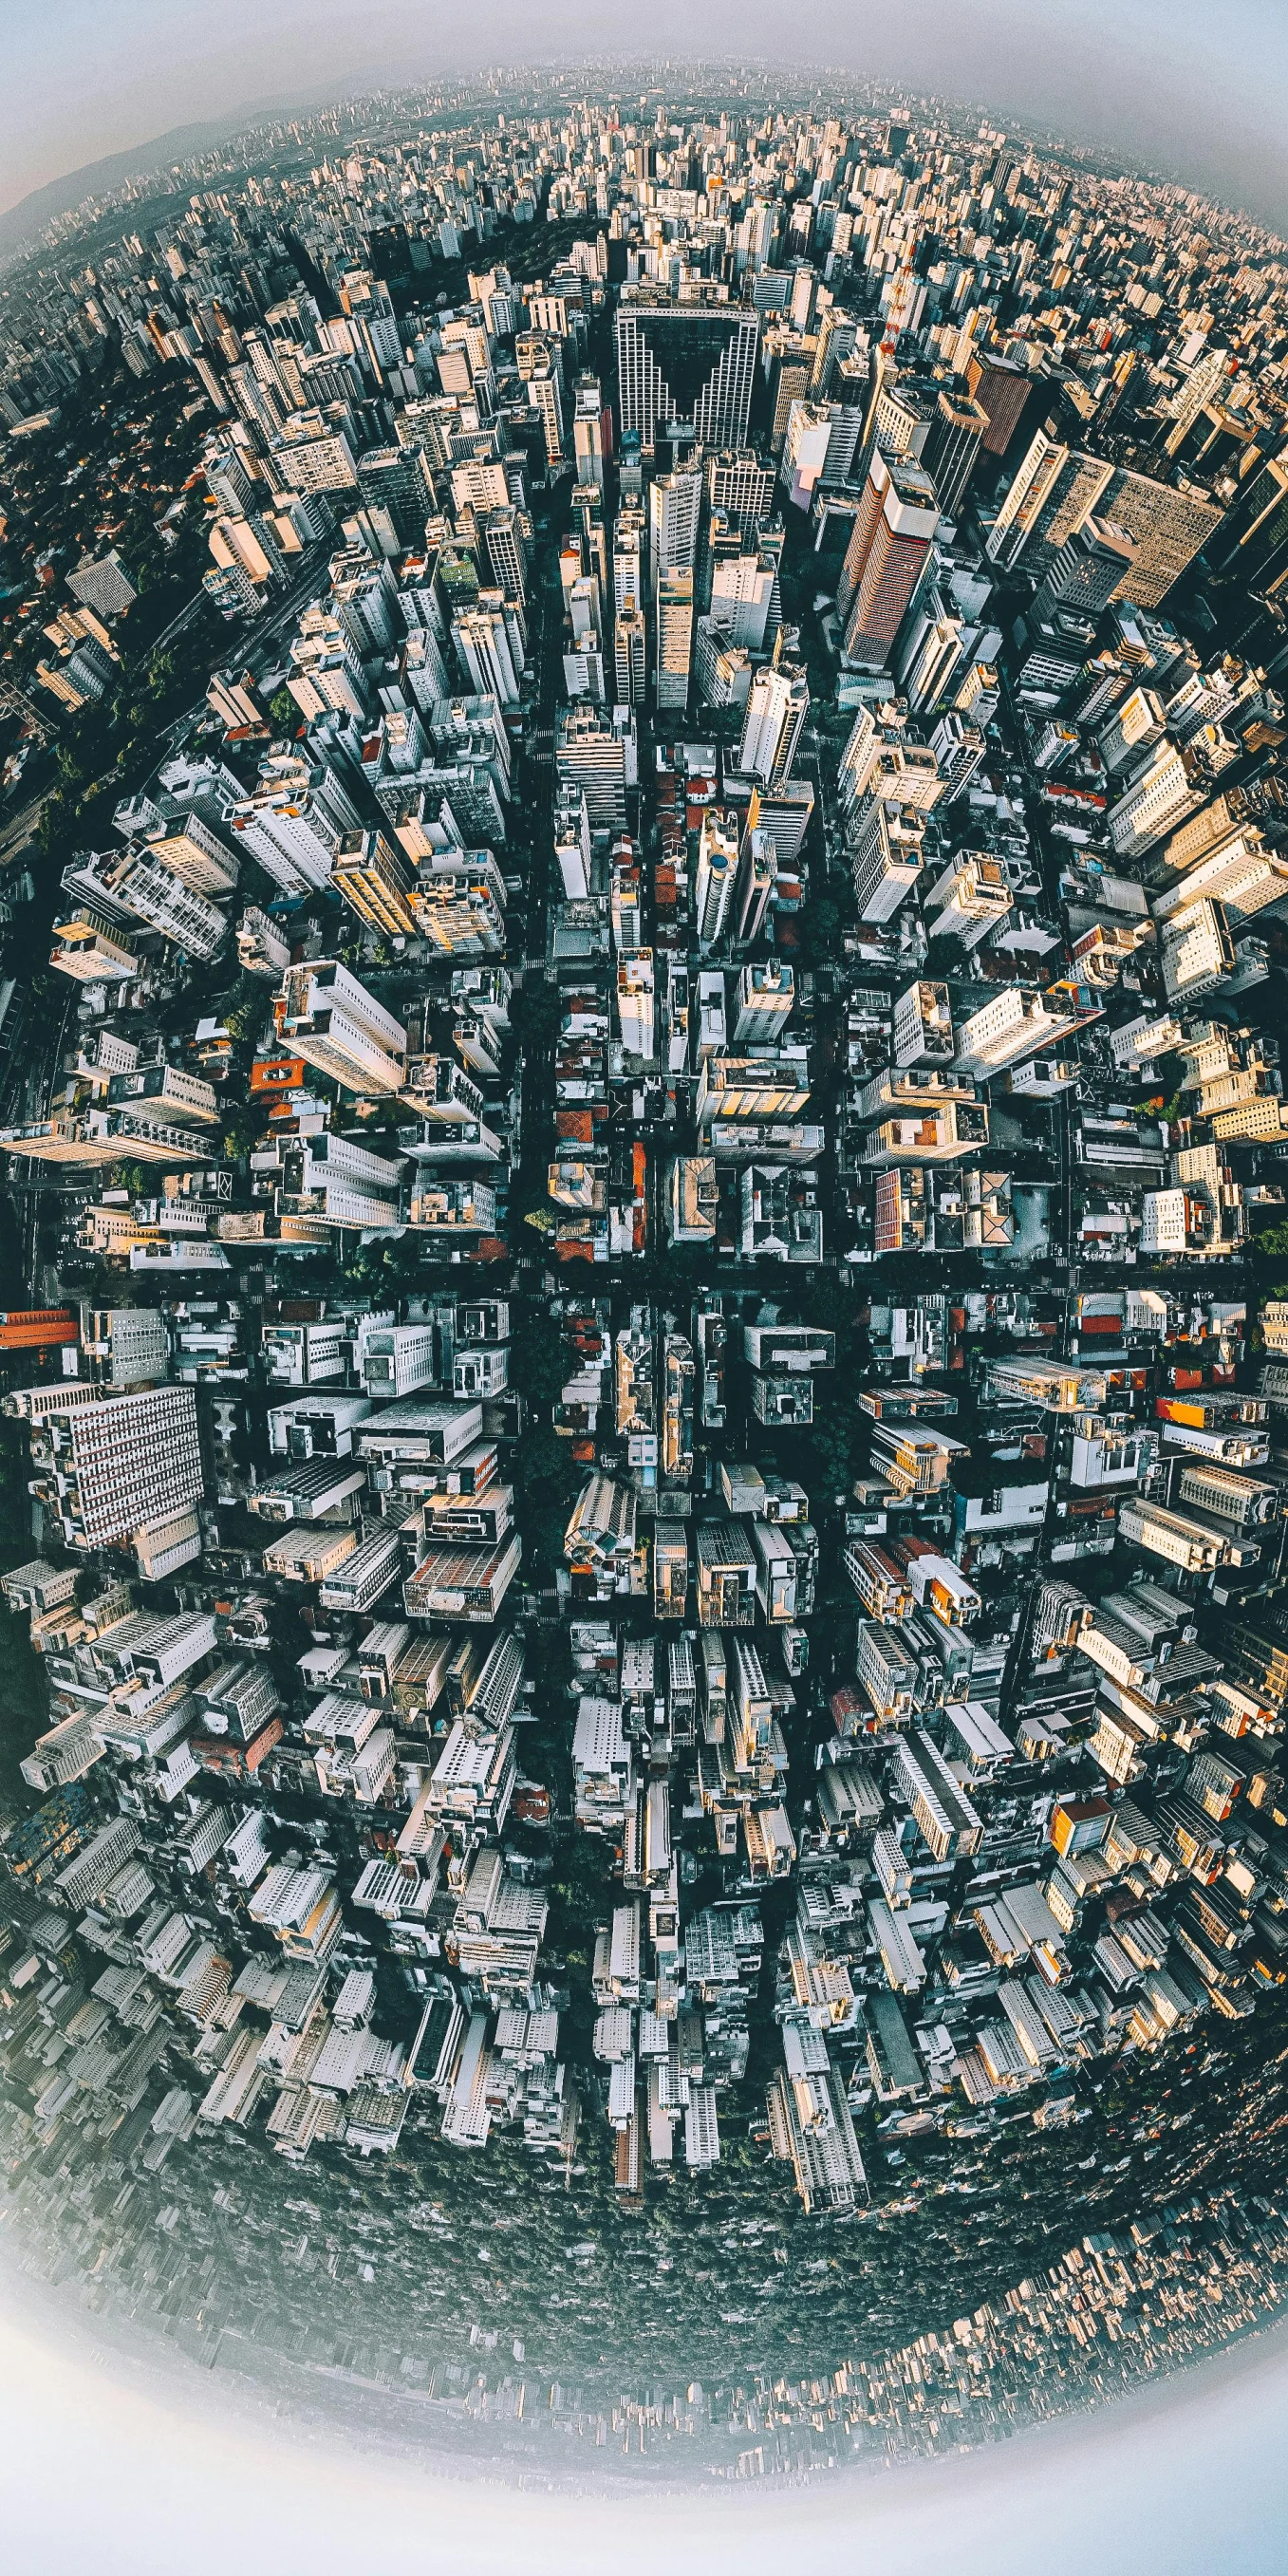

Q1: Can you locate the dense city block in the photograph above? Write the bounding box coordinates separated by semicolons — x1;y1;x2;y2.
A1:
2;64;1288;2472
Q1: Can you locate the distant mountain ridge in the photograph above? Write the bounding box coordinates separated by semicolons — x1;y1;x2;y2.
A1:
0;104;298;261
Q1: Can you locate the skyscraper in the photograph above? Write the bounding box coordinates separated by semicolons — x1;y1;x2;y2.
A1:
989;430;1224;606
1030;518;1136;622
25;1386;204;1552
732;829;777;944
1208;454;1288;595
649;470;702;578
478;506;531;607
615;292;759;450
695;809;739;949
656;569;695;714
922;390;990;516
837;451;939;670
453;604;522;706
617;951;656;1060
849;798;925;922
707;534;781;652
555;703;637;830
276;960;408;1094
573;374;607;492
612;507;645;614
232;753;364;895
524;353;565;470
955;983;1098;1073
737;663;810;787
331;830;420;937
1108;745;1201;858
703;450;776;544
356;444;434;547
408;853;508;957
965;351;1034;457
735;961;794;1043
614;607;647;705
985;426;1073;569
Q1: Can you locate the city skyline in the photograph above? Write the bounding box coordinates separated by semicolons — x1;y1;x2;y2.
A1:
4;2247;1288;2573
4;9;1288;235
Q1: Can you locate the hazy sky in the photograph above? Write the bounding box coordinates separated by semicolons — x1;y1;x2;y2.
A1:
3;2279;1288;2576
3;0;1288;229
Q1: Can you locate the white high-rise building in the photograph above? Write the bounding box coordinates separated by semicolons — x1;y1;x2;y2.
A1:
612;509;645;613
555;704;637;830
453;606;522;708
616;300;759;451
837;703;880;813
695;810;739;950
1152;832;1288;923
927;711;986;803
573;375;606;492
895;597;965;714
697;1050;811;1127
1096;685;1167;775
617;951;656;1061
649;469;702;577
138;811;238;897
893;980;954;1068
735;961;794;1044
849;799;924;923
694;620;753;711
80;1305;170;1388
1108;744;1200;858
985;428;1072;569
708;547;778;652
283;1131;406;1229
737;663;809;787
111;851;227;961
524;356;565;468
1160;900;1236;1007
409;854;508;958
955;984;1095;1075
277;959;407;1095
553;788;592;899
232;753;364;895
703;449;776;543
779;400;834;510
924;851;1013;953
733;829;777;945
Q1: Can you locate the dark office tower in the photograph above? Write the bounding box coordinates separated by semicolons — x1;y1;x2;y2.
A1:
1221;1615;1288;1708
966;350;1034;457
615;291;760;451
922;391;989;517
994;444;1223;610
837;450;939;670
1209;455;1288;597
357;445;434;547
1030;517;1137;623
